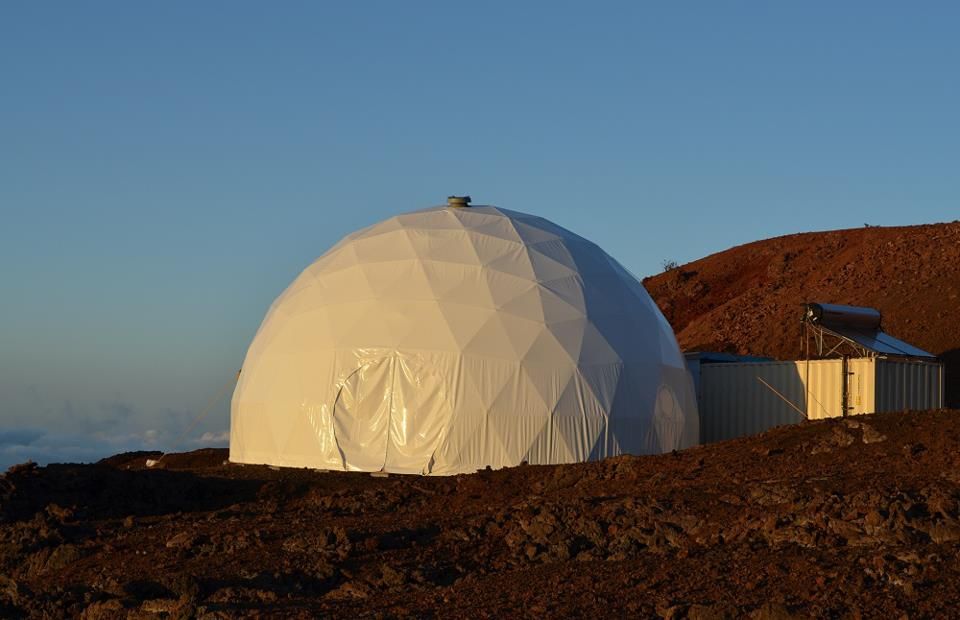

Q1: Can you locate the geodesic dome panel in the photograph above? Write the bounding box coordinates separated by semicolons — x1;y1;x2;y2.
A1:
230;205;698;474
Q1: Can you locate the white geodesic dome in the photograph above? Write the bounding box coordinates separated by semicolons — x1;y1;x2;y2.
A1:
230;202;698;475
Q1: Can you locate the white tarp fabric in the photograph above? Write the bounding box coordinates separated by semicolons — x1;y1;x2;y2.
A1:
230;204;698;475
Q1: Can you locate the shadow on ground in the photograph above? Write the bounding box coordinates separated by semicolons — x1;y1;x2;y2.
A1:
1;462;262;522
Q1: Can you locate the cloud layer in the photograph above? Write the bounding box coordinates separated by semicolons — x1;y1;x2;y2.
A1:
0;383;232;470
0;426;230;471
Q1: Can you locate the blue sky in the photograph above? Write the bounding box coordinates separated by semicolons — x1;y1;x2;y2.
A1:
1;2;958;468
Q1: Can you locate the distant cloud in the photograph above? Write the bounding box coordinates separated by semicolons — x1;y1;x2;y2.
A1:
0;424;234;470
0;385;231;470
0;429;46;447
0;426;216;471
0;428;143;471
197;430;229;443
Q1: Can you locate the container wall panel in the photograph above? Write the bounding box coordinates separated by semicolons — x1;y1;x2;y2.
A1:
700;361;840;443
874;359;943;412
799;359;844;420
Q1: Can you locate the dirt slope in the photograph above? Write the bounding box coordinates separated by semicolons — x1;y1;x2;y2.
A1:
3;410;960;618
643;221;960;404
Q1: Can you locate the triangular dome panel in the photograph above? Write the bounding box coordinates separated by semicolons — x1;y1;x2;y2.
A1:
230;202;699;474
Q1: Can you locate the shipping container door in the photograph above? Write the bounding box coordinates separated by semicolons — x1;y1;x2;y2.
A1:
846;358;875;415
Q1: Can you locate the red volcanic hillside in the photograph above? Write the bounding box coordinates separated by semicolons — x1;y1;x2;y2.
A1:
643;221;960;404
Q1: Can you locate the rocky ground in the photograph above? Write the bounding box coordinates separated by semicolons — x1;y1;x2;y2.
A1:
644;221;960;405
2;409;960;618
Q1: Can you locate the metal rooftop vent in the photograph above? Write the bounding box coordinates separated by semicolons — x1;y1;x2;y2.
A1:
803;302;934;359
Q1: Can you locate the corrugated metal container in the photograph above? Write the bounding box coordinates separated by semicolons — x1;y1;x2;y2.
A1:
797;359;845;419
874;358;944;411
698;357;943;443
684;352;774;405
700;361;811;443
